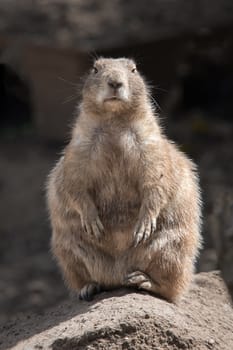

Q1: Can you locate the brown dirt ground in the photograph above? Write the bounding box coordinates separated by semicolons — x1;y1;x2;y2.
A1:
1;271;233;350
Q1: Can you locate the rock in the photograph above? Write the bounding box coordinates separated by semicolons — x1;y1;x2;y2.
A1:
211;190;233;298
1;271;232;350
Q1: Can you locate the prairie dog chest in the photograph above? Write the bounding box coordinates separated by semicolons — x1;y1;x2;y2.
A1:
86;127;141;197
118;129;139;151
73;124;143;186
90;126;140;163
92;128;142;221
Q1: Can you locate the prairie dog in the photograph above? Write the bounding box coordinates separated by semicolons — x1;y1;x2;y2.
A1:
47;57;202;302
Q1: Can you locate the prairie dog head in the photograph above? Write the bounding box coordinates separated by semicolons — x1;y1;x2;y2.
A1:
82;57;149;117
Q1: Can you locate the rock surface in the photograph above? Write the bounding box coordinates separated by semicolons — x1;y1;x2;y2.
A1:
1;271;232;350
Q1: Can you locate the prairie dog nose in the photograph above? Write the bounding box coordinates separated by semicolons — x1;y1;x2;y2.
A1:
108;79;123;90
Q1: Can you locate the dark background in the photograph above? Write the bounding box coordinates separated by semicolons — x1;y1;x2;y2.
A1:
0;0;233;324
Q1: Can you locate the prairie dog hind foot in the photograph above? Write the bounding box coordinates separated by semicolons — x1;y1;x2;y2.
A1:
125;271;160;293
79;282;102;301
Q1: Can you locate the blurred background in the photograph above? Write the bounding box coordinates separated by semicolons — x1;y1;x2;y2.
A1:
0;0;233;324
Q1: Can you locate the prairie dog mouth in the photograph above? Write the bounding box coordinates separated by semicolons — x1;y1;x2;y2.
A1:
97;83;129;105
104;96;122;102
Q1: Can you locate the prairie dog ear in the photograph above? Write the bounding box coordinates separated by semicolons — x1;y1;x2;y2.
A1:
126;58;137;72
93;57;104;66
128;58;137;66
90;59;103;74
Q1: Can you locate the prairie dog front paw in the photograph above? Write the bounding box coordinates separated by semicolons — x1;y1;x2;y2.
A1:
133;212;157;246
80;205;104;239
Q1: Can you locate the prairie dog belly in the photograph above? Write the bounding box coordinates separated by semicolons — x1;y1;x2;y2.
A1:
89;171;141;253
91;172;140;224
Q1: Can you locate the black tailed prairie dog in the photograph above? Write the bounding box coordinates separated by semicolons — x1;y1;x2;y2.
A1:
47;57;202;302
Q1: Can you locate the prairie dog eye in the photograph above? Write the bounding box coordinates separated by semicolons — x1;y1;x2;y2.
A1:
131;67;137;73
92;67;98;74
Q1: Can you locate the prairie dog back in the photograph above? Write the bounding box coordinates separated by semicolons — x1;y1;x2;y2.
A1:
47;57;201;302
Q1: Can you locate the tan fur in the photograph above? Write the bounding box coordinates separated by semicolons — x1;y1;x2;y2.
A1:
47;58;202;302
